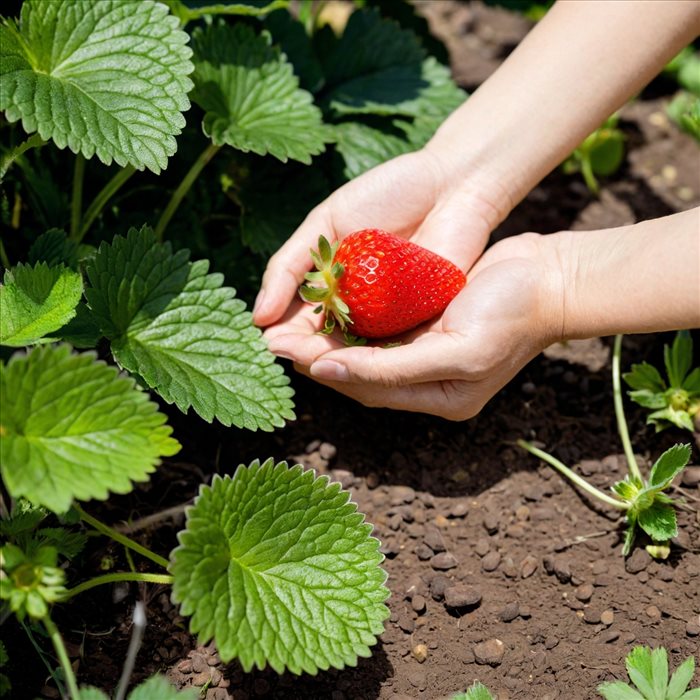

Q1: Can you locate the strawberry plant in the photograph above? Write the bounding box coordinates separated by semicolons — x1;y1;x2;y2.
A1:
519;335;695;557
624;330;700;433
452;682;496;700
598;646;699;700
300;229;466;342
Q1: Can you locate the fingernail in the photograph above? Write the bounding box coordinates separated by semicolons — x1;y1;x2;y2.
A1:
310;360;349;382
252;289;266;318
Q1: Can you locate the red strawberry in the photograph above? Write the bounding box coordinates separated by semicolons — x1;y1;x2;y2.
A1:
299;229;466;341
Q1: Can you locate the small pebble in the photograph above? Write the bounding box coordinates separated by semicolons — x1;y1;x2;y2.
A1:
449;502;469;518
515;505;530;521
602;629;620;644
424;527;446;553
575;584;594;602
626;549;651;574
583;608;601;625
545;636;559;650
365;472;379;489
444;585;482;610
681;466;700;487
499;602;520;622
319;442;337;460
645;605;662;621
483;512;500;534
430;552;458;570
475;538;491;557
415;544;433;561
429;575;450;601
686;620;700;637
397;612;415;634
600;609;615;626
411;595;426;614
520;555;538;578
473;638;505;666
482;551;501;572
412;644;428;663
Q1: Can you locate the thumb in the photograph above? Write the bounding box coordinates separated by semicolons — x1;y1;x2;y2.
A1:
309;334;464;387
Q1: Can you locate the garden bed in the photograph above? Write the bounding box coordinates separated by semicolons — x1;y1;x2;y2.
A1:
4;1;699;699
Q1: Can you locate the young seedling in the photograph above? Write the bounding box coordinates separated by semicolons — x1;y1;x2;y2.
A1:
519;335;695;557
562;114;625;194
452;682;495;700
624;330;700;432
598;646;700;700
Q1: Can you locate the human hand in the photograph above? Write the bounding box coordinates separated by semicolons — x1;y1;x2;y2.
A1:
252;146;512;328
265;232;563;420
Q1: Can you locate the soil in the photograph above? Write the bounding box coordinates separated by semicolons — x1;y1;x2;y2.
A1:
5;2;700;699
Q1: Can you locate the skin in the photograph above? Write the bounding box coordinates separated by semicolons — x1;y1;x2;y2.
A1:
254;0;700;421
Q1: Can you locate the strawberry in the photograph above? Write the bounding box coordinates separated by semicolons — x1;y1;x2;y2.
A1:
299;229;466;341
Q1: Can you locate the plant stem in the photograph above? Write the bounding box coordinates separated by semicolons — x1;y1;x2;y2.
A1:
612;334;643;484
154;142;221;242
0;132;44;181
20;619;66;697
73;504;170;570
61;572;173;600
43;614;81;700
517;439;629;510
0;238;10;270
70;154;85;239
75;165;137;243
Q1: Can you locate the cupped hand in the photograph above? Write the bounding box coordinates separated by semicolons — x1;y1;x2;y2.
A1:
252;146;511;329
265;232;564;420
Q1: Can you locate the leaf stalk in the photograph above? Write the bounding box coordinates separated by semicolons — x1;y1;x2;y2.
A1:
73;504;170;570
154;142;221;242
613;334;643;483
0;132;44;181
61;572;173;601
74;165;137;243
517;440;629;510
43;614;81;700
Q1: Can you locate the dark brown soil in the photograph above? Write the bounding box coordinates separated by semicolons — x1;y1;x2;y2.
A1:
5;2;699;699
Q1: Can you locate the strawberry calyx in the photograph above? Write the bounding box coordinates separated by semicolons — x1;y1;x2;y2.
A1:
299;235;353;336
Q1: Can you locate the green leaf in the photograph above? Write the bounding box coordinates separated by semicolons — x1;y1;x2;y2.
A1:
0;0;194;174
637;502;678;545
54;302;103;349
597;681;646;700
85;227;295;431
170;460;389;674
164;0;289;23
624;362;667;393
0;262;83;347
666;331;693;388
452;682;495;700
626;646;662;699
649;443;692;489
128;675;198;700
612;479;638;502
628;390;668;410
332;121;414;180
667;91;700;142
647;406;695;432
589;129;625;176
668;656;695;700
190;23;329;164
0;344;180;513
77;689;109;700
28;229;79;269
622;515;637;557
36;527;87;560
678;54;700;95
683;367;700;394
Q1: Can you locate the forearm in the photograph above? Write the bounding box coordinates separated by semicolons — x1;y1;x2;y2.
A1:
549;208;700;339
426;0;700;216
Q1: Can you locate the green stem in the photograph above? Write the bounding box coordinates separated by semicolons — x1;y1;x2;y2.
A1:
612;334;643;484
43;614;81;700
70;154;85;238
518;439;629;510
73;504;170;570
580;152;599;195
154;142;221;242
61;572;173;601
75;165;137;243
0;132;44;181
20;619;66;697
0;238;10;270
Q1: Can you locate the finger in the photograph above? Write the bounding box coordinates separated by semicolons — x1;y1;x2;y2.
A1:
308;333;465;386
268;329;344;367
263;299;324;343
253;204;335;327
411;189;494;271
295;364;480;420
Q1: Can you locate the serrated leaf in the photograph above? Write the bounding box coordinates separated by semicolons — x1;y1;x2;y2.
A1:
36;527;87;559
0;262;83;346
170;459;389;675
332;121;413;180
85;227;295;431
637;502;678;543
647;406;695;432
628;390;668;410
624;362;667;393
28;229;79;269
597;681;646;700
649;443;692;489
0;344;180;513
666;331;693;388
54;302;103;349
626;647;660;699
612;479;638;501
128;675;198;700
190;23;328;164
668;656;695;700
0;0;194;174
